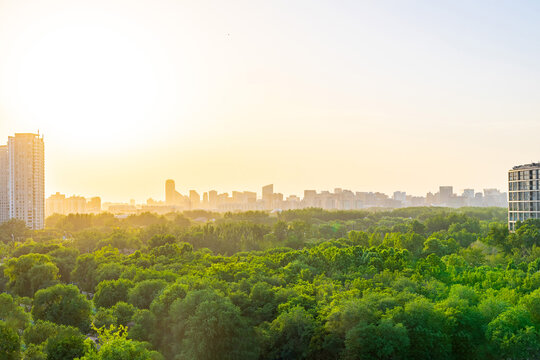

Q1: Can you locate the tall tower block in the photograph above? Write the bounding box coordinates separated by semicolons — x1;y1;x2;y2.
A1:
8;133;45;230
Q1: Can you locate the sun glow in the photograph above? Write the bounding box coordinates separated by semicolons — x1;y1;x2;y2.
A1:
0;3;201;148
15;27;157;142
0;0;533;200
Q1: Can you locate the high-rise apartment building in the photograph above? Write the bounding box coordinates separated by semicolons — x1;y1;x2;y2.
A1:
202;192;209;206
439;186;453;204
165;179;177;205
8;133;45;230
208;190;218;208
0;145;8;224
46;193;102;216
463;189;475;198
87;197;102;213
508;163;540;231
393;191;407;202
189;190;200;209
46;192;66;216
66;196;87;214
262;184;274;209
164;179;190;207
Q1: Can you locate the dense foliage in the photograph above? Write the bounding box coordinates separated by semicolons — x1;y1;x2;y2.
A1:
3;207;540;359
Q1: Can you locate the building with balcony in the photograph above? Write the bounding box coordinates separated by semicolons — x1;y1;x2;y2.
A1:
8;133;45;230
508;163;540;231
0;145;8;224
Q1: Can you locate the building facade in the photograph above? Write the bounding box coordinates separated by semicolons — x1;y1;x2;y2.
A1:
0;145;8;223
45;192;102;216
45;192;66;216
87;197;102;213
508;163;540;231
8;133;45;230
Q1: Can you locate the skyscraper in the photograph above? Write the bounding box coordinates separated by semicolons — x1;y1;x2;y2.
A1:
439;186;453;204
262;184;274;209
508;163;540;231
87;197;102;213
45;192;66;216
165;179;190;208
189;190;200;209
0;145;8;224
8;133;45;230
202;192;209;206
208;190;218;208
165;179;176;205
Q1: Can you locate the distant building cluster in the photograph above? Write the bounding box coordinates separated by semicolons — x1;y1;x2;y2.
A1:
508;163;540;231
45;192;101;217
0;133;45;229
424;186;507;208
92;180;507;216
0;131;514;227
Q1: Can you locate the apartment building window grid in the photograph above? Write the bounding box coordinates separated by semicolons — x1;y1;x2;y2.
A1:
5;133;45;230
508;164;540;231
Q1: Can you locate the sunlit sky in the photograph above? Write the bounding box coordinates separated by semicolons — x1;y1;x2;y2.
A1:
1;0;539;202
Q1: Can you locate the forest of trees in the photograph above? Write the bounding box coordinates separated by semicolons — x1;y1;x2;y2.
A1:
2;206;540;359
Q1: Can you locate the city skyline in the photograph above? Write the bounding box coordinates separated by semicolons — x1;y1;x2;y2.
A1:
46;181;507;217
0;138;512;203
34;174;516;204
0;132;523;204
2;1;540;202
0;130;512;221
45;182;511;205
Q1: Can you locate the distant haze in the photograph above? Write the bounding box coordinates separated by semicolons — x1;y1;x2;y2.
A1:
1;0;538;202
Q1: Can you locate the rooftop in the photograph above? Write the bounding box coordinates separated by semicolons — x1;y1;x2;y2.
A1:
511;163;540;170
9;133;43;139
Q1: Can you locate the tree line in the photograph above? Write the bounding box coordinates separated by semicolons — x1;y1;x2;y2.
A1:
3;206;540;359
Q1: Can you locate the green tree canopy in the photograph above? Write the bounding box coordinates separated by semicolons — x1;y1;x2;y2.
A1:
71;254;98;293
32;284;92;332
4;253;59;297
168;289;257;360
344;319;409;360
127;279;167;309
263;306;317;360
93;279;133;309
0;293;30;332
44;327;89;360
0;320;20;360
77;325;162;360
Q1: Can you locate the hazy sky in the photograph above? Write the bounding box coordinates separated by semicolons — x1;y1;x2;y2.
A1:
1;0;539;202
